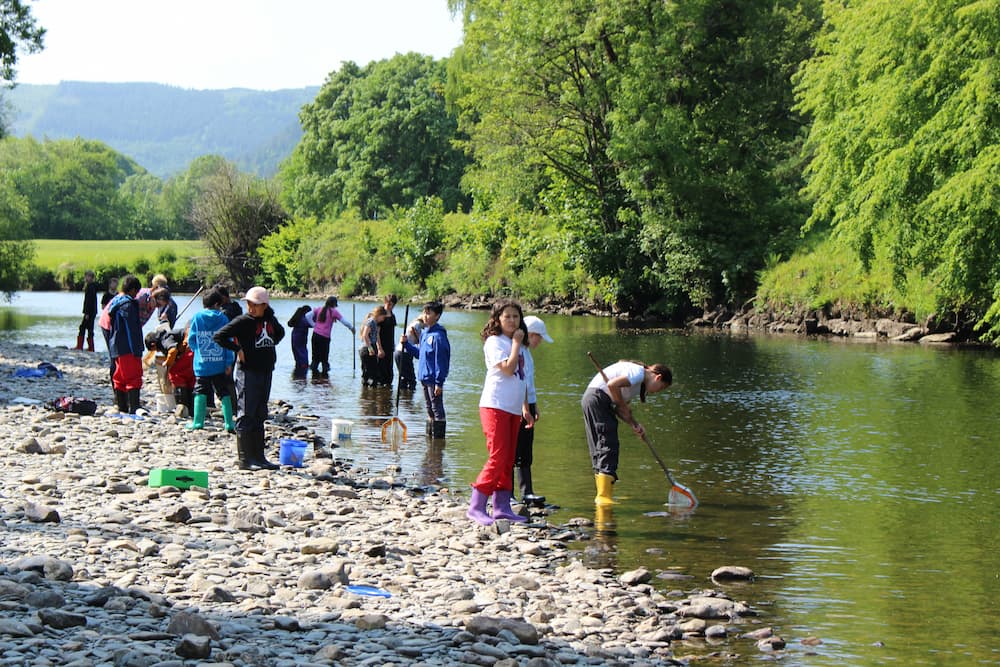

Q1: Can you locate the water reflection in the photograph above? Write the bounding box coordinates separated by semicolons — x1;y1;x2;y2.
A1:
4;293;1000;665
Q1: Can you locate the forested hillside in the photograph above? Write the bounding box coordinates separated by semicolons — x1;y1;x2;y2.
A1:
5;81;318;176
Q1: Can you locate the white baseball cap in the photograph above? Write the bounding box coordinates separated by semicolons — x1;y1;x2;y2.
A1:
242;286;270;304
524;315;554;343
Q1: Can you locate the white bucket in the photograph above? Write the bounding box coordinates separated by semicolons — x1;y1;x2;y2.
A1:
155;393;176;413
331;419;353;440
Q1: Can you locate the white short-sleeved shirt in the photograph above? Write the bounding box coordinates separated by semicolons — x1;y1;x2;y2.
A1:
587;361;645;403
479;334;527;415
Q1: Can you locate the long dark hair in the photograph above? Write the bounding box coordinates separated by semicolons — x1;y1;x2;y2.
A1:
481;299;528;341
318;296;338;322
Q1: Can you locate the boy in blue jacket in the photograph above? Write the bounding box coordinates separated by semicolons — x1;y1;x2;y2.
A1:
186;287;236;431
401;301;450;439
107;274;144;414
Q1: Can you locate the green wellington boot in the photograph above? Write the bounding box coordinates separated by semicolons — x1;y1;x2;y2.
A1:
220;395;236;433
186;394;207;430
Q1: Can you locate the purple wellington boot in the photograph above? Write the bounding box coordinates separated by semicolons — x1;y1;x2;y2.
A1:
466;488;494;526
491;490;527;523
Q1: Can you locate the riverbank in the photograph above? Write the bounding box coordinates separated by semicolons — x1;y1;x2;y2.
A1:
0;341;789;665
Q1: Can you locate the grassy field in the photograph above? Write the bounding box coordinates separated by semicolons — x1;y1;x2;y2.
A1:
32;239;209;271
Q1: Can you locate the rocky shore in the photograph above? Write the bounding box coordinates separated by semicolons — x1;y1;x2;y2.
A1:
0;342;786;666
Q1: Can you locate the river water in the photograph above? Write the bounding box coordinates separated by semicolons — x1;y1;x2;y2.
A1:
2;291;998;665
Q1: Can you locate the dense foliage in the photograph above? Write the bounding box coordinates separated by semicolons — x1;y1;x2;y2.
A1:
0;0;43;87
280;53;470;220
447;0;820;313
794;0;1000;338
5;0;1000;342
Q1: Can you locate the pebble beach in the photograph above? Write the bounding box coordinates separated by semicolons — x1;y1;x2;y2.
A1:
0;342;783;666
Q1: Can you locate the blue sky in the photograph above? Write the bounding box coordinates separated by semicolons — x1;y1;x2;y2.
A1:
16;0;465;90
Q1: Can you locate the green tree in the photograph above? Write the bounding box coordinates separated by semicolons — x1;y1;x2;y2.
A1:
389;196;446;287
451;0;818;312
282;53;469;220
190;162;288;290
0;176;32;295
0;0;44;86
795;0;1000;335
0;136;146;239
160;154;232;239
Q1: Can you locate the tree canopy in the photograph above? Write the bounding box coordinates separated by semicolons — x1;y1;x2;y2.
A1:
450;0;819;312
795;0;1000;335
0;0;44;87
281;53;470;221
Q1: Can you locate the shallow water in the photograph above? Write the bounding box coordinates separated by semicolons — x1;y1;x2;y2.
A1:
3;292;999;665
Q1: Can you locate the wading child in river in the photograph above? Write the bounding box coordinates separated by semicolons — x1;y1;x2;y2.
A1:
400;302;450;438
287;305;313;375
582;359;672;505
468;300;533;526
358;305;387;387
310;296;354;375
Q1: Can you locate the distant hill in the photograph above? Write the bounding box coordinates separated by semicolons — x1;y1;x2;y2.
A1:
4;81;319;178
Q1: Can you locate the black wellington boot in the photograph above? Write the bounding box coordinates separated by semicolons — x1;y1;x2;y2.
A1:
236;434;258;470
431;420;446;439
254;430;279;470
114;389;128;413
518;464;546;508
126;389;141;414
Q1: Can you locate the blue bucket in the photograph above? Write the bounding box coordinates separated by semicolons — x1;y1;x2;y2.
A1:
278;439;308;467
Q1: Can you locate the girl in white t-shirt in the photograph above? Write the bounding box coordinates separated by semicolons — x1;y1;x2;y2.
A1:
468;300;534;525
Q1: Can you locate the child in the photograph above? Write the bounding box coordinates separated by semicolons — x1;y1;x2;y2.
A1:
153;287;178;328
400;302;449;438
287;305;313;375
107;275;144;414
188;288;236;431
582;359;672;505
98;276;119;381
136;273;168;328
358;305;387;387
75;270;99;351
310;296;354;375
395;311;425;391
468;300;532;526
163;327;195;417
376;294;398;386
514;316;554;507
143;329;176;411
213;286;285;470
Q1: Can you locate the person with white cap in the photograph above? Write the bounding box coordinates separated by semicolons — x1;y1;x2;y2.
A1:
213;286;285;470
514;315;554;508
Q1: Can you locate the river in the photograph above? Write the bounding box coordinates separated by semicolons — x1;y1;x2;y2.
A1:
2;291;998;665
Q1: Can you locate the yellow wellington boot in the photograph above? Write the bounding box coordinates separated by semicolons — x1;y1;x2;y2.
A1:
594;473;617;505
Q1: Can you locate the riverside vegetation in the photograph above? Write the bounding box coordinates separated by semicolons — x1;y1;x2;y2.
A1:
2;0;997;345
0;341;796;665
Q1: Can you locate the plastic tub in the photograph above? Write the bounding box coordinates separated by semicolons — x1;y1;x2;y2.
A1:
278;439;308;467
331;419;353;440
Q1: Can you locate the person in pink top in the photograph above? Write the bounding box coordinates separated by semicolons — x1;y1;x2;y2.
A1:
309;296;355;375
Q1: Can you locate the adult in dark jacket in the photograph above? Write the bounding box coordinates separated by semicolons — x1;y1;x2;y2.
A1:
213;286;285;470
107;274;144;413
76;270;100;351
